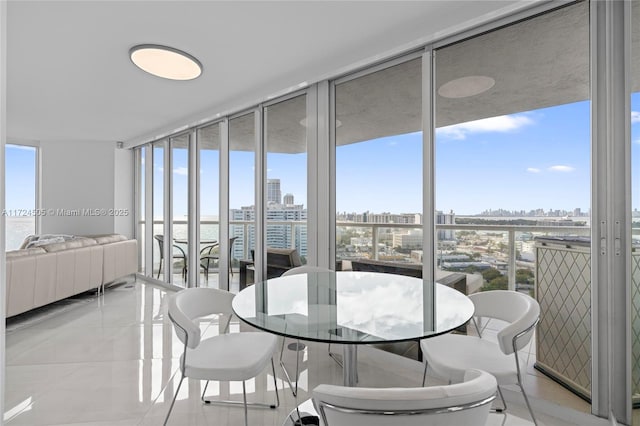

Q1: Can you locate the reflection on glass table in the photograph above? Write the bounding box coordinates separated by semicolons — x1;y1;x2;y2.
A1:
232;271;474;388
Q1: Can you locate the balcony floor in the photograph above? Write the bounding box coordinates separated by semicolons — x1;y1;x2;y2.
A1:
3;279;605;426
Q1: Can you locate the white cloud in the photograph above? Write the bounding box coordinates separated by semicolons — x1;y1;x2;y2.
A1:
634;138;640;145
632;111;640;124
173;167;188;176
436;114;534;140
527;167;541;173
548;165;575;172
388;141;398;147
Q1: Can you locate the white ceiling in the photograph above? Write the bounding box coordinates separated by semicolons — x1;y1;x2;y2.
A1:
6;0;536;144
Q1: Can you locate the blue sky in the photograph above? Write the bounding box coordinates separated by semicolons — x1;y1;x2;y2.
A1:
152;97;639;217
435;101;592;215
7;96;639;218
4;145;36;212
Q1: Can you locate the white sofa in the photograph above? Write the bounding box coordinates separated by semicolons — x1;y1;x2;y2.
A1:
5;234;137;317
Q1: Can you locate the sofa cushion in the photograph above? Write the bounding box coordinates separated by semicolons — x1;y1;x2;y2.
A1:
6;247;47;258
23;234;77;249
42;238;97;253
87;234;127;245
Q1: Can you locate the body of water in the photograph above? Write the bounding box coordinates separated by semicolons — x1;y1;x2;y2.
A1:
6;216;36;251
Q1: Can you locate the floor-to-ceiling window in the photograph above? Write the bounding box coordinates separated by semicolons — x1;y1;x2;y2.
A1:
4;143;37;250
152;140;165;280
229;113;256;272
334;57;423;271
137;146;145;273
198;123;221;287
265;94;308;263
170;134;189;287
434;0;591;408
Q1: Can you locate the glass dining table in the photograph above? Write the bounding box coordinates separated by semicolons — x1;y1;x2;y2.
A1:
231;270;474;388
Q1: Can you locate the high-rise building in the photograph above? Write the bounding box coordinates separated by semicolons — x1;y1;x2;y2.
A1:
267;179;282;204
230;202;307;258
436;210;455;241
283;193;294;205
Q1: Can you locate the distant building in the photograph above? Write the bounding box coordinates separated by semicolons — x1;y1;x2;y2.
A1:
283;193;294;205
267;179;281;204
337;211;422;224
436;210;455;241
392;229;423;249
230;201;307;257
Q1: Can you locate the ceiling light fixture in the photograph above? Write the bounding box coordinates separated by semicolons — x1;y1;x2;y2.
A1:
438;75;495;99
129;44;202;81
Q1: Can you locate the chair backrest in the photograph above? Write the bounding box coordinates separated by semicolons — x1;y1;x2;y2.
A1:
312;369;496;426
168;287;235;349
154;234;164;258
229;236;238;250
282;265;332;277
469;290;540;354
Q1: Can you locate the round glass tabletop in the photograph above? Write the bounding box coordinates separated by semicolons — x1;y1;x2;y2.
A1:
232;271;474;345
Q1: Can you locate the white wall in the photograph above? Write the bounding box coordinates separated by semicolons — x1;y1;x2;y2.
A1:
40;140;123;236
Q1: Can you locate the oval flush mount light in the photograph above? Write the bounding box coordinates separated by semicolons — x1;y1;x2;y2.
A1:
438;75;495;99
129;44;202;80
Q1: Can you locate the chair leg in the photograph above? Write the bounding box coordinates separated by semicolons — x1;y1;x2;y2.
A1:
163;373;185;426
492;385;507;413
202;381;277;409
421;359;429;386
200;380;209;402
517;377;539;426
279;337;300;397
327;343;343;368
242;381;249;426
513;345;538;425
271;358;280;408
157;258;162;279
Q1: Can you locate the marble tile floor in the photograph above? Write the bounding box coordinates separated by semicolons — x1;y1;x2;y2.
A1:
3;280;601;426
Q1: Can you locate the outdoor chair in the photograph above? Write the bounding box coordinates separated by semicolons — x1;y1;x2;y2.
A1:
154;234;187;281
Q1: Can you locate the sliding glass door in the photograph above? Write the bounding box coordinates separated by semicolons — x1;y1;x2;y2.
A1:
198;123;221;288
334;57;423;271
264;94;308;264
434;0;591;409
229;112;256;289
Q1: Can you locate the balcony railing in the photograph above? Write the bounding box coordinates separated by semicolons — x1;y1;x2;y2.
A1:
139;219;626;291
337;221;594;291
139;219;307;270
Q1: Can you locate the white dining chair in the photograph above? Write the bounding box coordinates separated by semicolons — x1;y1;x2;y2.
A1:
420;290;540;425
164;287;279;426
281;368;496;426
